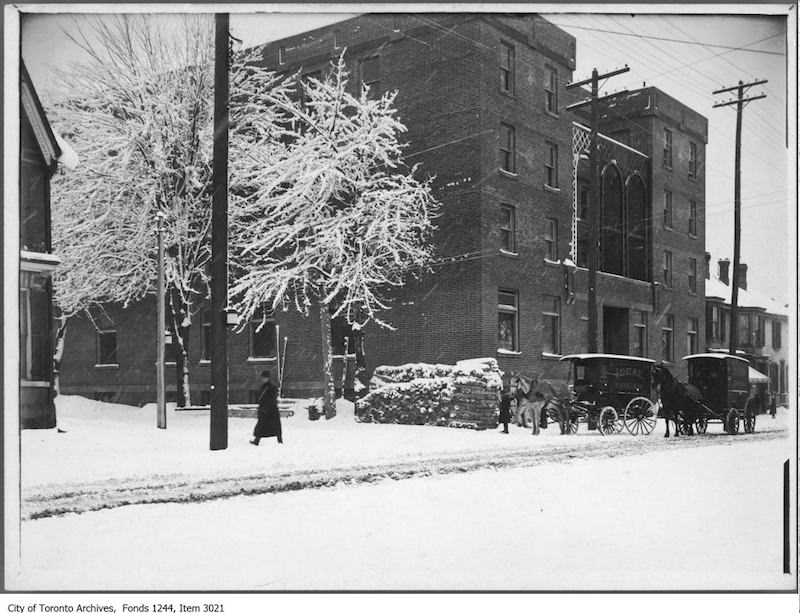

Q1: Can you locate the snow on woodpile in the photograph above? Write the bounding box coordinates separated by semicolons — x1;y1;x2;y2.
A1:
356;359;502;429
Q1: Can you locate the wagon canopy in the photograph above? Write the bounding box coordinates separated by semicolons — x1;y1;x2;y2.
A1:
559;353;655;364
747;367;769;384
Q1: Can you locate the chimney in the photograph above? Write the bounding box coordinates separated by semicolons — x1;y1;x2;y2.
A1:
718;259;730;285
704;252;711;280
737;263;748;291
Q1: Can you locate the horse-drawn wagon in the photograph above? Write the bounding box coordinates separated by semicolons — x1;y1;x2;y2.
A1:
681;353;754;434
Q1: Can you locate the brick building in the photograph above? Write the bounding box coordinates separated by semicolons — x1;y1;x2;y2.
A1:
705;257;789;404
19;60;64;427
58;14;709;405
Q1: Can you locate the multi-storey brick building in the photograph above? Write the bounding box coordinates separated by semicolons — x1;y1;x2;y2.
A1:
705;257;789;404
58;14;709;405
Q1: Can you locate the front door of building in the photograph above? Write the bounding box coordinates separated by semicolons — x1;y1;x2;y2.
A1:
603;306;629;355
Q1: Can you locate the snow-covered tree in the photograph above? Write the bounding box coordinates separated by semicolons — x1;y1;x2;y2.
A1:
49;14;293;406
229;56;439;417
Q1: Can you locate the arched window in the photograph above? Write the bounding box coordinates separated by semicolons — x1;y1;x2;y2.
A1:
600;165;624;275
626;174;649;281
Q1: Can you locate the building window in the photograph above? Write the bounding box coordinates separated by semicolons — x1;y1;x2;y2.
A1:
689;141;698;178
661;314;674;362
96;323;118;365
544;218;558;261
250;314;277;359
499;123;515;174
720;309;728;344
663;128;673;168
331;314;355;356
201;310;212;361
544;66;558;113
278;46;286;65
663;190;673;228
688;258;697;294
578;181;589;219
500;41;515;94
772;320;782;349
359;56;380;97
498;290;518;352
633;310;647;357
687;317;698;355
577;238;588;268
738;313;751;346
19;289;30;379
754;315;763;347
711;305;721;340
499;204;516;252
663;250;673;288
545;142;558;188
542;295;560;355
689;200;697;236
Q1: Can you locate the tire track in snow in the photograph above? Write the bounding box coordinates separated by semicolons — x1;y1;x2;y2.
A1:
22;429;788;520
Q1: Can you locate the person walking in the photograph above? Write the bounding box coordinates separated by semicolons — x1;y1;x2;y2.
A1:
498;391;512;434
250;370;283;446
770;394;777;419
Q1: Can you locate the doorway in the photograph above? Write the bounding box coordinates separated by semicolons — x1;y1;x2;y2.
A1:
603;306;629;355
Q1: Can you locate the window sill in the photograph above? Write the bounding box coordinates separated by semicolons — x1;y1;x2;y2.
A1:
541;352;562;360
199;360;211;365
247;357;278;363
543;185;561;194
663;164;673;172
498;169;518;179
663;225;674;232
499;249;519;258
20;380;51;388
688;233;698;239
497;349;522;357
544;109;560;119
499;88;516;100
662;285;673;291
544;258;560;267
332;354;357;359
94;364;119;370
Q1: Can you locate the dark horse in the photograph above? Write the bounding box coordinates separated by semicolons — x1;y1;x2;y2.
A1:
652;363;704;438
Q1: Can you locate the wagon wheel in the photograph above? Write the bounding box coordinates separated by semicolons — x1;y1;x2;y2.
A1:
725;408;740;435
744;411;756;434
677;415;694;435
695;415;708;434
624;396;658;436
598;406;619;436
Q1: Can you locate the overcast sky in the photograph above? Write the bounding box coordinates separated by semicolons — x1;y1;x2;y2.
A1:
19;8;792;304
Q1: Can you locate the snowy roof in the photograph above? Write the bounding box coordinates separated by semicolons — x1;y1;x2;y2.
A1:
559;353;655;364
682;353;750;364
705;275;788;317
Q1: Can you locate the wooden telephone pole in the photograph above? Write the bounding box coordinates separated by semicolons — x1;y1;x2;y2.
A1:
566;66;630;353
712;79;767;356
210;13;230;450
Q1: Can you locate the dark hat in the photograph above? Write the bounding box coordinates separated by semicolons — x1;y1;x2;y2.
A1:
260;370;271;378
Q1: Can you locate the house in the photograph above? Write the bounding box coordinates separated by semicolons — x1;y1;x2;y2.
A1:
58;14;709;404
19;60;68;428
705;256;789;404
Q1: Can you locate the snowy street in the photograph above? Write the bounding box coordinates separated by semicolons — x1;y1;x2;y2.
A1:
10;396;796;591
11;433;795;591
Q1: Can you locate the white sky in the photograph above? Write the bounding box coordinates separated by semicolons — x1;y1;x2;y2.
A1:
19;7;793;304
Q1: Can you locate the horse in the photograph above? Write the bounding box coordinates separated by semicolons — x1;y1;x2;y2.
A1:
651;363;704;438
508;372;534;427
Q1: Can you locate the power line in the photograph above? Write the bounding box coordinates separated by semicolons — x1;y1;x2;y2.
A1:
545;21;784;55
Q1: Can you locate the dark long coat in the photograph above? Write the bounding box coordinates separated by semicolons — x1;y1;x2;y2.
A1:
498;395;512;425
254;381;282;439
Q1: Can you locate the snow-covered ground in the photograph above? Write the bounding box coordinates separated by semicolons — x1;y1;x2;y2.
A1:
10;435;795;591
22;395;793;490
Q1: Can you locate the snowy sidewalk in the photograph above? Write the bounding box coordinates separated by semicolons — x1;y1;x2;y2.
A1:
20;395;792;520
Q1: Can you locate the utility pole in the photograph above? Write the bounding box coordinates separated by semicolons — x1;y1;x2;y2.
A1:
566;66;630;353
156;211;166;429
712;79;767;356
210;13;230;450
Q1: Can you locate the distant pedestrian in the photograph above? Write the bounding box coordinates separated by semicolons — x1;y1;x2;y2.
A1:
498;392;512;434
530;391;546;436
250;370;282;446
770;395;777;419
